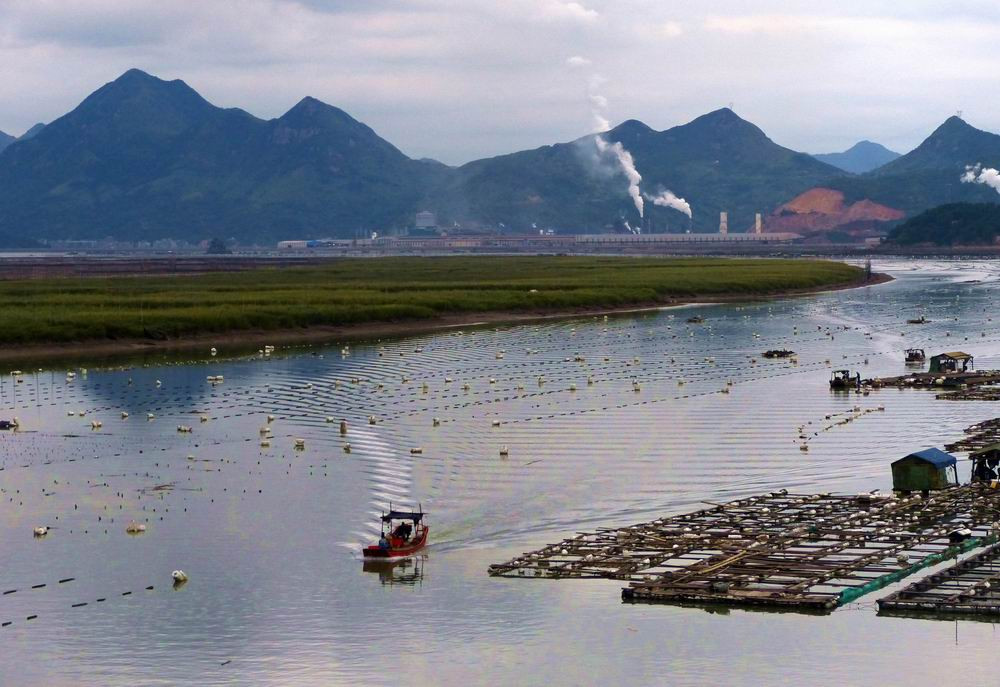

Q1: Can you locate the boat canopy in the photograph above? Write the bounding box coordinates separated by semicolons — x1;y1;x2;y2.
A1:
381;510;424;523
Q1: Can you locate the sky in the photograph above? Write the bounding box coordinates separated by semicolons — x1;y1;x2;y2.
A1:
1;0;999;165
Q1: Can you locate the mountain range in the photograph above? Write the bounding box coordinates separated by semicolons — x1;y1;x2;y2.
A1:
2;68;1000;244
812;141;900;174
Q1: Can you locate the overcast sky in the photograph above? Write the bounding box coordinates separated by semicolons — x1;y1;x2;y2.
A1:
1;0;998;165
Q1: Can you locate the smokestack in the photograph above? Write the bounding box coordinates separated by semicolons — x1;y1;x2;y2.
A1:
719;211;728;235
755;212;762;235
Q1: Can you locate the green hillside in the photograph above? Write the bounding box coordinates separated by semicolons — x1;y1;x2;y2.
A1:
888;202;1000;245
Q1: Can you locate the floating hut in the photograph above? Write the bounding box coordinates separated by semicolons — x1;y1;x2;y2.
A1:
891;448;958;494
929;352;973;374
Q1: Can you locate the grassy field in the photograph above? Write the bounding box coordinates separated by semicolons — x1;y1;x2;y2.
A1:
0;256;864;345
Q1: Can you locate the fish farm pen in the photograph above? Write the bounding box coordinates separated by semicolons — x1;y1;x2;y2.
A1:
946;417;1000;452
489;486;1000;613
864;370;1000;390
878;544;1000;618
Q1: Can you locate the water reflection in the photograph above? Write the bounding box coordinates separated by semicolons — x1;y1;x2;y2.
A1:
362;556;425;587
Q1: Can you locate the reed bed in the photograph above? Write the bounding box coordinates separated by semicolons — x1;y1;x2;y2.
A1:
0;256;862;344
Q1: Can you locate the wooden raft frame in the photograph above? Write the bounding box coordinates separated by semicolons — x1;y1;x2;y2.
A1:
489;486;1000;612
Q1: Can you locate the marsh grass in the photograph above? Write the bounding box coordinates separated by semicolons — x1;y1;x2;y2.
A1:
0;256;862;344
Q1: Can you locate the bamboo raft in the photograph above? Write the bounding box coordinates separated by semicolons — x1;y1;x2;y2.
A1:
865;370;1000;390
489;486;1000;612
878;543;1000;618
937;387;1000;401
946;417;1000;452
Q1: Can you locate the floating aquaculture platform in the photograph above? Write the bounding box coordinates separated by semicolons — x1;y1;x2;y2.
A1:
946;417;1000;452
865;370;1000;390
937;387;1000;401
489;486;1000;612
878;543;1000;618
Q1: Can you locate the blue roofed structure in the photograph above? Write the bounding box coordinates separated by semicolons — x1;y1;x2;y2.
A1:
904;448;957;468
891;448;958;492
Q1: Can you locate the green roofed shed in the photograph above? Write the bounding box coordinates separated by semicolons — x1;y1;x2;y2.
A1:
929;352;973;374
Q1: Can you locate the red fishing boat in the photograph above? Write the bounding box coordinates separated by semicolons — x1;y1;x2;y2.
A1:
362;508;428;559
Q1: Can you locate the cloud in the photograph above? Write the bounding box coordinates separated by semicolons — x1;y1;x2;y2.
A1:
648;21;683;38
542;1;599;22
566;55;592;68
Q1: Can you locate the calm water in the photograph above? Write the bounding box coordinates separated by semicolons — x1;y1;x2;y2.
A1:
4;259;1000;686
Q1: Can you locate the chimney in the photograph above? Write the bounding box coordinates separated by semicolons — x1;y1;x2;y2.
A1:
719;211;728;235
754;212;762;235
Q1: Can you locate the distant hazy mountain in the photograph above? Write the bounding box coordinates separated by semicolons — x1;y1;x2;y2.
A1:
0;124;46;156
0;69;443;242
434;108;844;232
813;140;900;174
18;123;45;140
827;117;1000;217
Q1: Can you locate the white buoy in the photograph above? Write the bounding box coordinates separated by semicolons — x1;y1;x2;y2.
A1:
172;570;189;583
210;347;217;356
33;526;48;537
126;522;146;534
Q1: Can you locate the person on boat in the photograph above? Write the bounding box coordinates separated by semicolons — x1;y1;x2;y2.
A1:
974;458;997;482
379;533;390;550
392;522;413;541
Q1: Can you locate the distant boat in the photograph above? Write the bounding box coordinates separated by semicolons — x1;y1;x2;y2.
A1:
830;370;861;390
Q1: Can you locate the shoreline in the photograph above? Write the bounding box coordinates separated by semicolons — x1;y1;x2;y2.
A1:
0;272;891;366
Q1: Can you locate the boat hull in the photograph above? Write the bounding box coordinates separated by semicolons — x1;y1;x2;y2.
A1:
362;527;429;559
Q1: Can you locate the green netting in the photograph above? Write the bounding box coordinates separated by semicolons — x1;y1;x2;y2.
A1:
837;535;997;606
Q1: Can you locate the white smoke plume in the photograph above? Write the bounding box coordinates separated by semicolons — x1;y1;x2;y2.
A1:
579;69;643;215
962;163;1000;194
587;74;610;133
595;137;643;217
644;189;692;218
568;57;649;218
